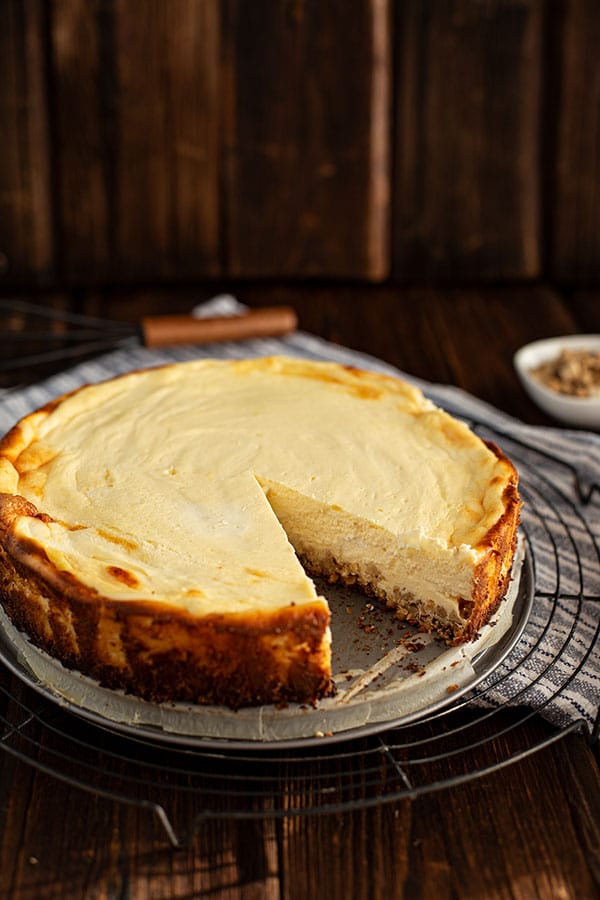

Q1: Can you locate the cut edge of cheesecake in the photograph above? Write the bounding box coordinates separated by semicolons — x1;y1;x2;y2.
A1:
259;442;520;648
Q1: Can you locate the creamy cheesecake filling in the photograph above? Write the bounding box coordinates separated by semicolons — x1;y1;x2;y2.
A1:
260;478;477;624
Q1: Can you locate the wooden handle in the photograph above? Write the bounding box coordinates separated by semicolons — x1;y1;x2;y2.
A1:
140;306;298;348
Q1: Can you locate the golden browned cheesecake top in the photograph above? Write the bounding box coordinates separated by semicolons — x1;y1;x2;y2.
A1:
0;357;517;616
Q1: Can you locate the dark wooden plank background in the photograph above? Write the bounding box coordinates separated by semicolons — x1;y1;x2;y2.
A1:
2;0;600;289
550;0;600;284
0;1;54;285
221;0;391;279
392;0;542;282
50;0;222;282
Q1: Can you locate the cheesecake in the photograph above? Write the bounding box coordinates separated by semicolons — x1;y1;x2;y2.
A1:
0;357;520;708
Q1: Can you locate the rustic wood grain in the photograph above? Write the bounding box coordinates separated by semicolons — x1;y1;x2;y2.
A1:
1;698;598;899
114;0;221;281
51;0;221;283
550;1;600;284
0;1;54;285
406;730;600;900
7;2;600;288
49;0;112;282
570;293;600;334
221;0;391;280
393;0;542;282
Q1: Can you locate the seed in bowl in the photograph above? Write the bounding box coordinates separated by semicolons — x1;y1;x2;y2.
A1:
530;348;600;398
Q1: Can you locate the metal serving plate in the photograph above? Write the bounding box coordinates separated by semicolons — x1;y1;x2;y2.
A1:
0;539;531;750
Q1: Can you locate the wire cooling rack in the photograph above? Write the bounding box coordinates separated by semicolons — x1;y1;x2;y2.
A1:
0;409;598;848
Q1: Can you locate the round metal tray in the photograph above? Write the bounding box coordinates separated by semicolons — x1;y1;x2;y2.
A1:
0;542;531;750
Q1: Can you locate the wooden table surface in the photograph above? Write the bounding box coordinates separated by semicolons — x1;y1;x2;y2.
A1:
0;284;598;899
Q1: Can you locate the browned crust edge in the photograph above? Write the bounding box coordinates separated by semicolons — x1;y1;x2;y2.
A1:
0;495;333;709
455;439;521;644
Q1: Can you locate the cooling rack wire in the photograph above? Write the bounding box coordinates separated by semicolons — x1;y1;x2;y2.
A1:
0;376;597;849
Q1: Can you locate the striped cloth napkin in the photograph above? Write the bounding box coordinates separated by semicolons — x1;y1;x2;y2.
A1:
1;295;598;735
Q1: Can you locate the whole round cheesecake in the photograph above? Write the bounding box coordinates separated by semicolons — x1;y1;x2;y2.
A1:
0;356;520;708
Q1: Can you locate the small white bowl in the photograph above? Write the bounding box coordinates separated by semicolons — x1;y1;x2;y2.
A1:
513;335;600;428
